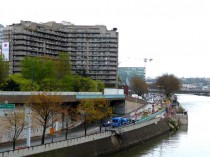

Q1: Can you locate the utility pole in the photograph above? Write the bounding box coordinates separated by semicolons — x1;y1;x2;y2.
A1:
25;106;31;147
31;59;34;90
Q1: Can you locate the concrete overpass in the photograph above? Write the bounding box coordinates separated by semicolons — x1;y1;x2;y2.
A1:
0;91;125;104
0;91;146;115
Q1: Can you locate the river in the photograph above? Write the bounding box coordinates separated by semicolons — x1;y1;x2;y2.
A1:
108;94;210;157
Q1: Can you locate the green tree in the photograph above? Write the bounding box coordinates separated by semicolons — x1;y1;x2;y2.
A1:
0;55;9;87
130;77;148;96
80;77;96;92
55;52;71;79
156;74;181;97
71;75;82;92
39;78;62;91
10;74;39;91
2;79;20;91
60;75;74;91
21;56;56;84
96;80;105;92
28;92;62;144
71;75;103;92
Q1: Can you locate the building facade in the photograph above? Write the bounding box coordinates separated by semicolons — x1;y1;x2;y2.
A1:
2;21;118;86
118;67;145;86
0;24;4;53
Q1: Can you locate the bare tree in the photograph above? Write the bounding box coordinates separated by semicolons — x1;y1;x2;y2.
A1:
156;74;181;97
62;106;78;140
130;77;148;96
4;110;26;150
28;92;62;144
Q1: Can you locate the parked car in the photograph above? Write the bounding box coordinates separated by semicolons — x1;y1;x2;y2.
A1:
112;117;129;127
102;120;112;127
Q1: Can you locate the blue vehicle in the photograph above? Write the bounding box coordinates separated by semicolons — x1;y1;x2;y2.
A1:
102;120;112;127
112;117;129;127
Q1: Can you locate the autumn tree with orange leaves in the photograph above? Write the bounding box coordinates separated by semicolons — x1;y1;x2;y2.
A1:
94;98;112;132
78;98;112;135
78;99;98;136
28;92;62;144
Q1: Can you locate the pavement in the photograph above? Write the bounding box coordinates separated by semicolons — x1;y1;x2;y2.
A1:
0;99;151;152
0;121;107;152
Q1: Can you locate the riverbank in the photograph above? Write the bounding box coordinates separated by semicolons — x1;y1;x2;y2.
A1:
0;113;176;157
107;94;210;157
0;94;185;157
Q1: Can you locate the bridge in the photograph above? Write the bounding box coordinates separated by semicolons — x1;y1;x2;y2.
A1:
0;91;146;116
176;89;210;95
0;91;126;104
148;89;210;95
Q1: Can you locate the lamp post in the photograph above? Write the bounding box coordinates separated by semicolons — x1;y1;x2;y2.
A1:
31;48;37;91
25;106;31;147
96;70;98;91
31;59;34;90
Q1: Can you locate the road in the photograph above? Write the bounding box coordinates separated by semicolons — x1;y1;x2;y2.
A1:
0;123;110;153
0;105;144;153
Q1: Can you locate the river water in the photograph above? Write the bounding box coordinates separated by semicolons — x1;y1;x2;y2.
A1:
108;94;210;157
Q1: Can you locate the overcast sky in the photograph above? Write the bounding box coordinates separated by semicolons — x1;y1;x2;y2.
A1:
1;0;210;78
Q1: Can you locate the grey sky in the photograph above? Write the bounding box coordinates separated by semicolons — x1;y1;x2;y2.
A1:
1;0;210;78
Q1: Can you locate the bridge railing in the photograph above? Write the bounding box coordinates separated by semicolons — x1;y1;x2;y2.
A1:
148;89;210;94
138;108;166;123
0;131;112;157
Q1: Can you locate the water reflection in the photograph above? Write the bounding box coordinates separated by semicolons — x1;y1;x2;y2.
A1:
108;94;210;157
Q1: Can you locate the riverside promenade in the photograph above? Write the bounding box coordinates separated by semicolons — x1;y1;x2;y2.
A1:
0;91;171;156
0;112;171;157
0;100;165;154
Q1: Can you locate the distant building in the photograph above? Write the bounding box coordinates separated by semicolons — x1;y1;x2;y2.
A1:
2;21;118;86
181;84;198;90
118;67;145;86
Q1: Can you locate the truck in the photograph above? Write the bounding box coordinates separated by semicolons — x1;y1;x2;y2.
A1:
112;117;129;127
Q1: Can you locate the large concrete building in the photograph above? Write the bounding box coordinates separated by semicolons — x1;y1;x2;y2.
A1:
2;21;118;86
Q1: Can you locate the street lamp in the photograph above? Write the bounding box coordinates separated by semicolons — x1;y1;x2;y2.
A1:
25;106;31;147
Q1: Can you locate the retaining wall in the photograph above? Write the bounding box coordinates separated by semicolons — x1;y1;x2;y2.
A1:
0;117;171;157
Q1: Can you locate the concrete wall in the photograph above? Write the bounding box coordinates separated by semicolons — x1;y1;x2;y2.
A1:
0;117;171;157
114;101;125;114
114;99;145;115
124;100;145;114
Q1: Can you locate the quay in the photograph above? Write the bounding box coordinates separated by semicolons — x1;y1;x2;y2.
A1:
0;91;186;157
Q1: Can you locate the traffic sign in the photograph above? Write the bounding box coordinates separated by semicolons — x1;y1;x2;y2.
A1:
0;104;15;109
50;128;54;135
